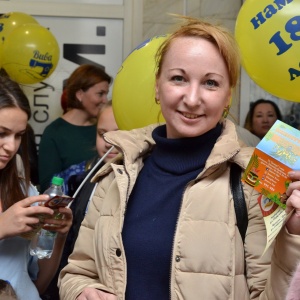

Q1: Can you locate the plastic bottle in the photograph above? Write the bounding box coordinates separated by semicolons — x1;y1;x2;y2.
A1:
29;176;64;259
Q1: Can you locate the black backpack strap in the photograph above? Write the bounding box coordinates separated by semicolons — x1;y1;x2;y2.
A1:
230;163;248;243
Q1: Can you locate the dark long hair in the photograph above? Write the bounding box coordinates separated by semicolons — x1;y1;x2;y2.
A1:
244;99;283;134
0;75;31;211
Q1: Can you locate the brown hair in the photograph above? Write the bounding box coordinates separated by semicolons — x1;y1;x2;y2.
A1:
65;64;112;109
155;15;240;89
0;279;17;299
0;75;31;211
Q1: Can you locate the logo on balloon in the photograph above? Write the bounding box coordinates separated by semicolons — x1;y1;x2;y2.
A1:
30;51;53;77
235;0;300;102
1;22;59;84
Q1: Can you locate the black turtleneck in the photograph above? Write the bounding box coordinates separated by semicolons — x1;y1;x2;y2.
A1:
122;123;222;300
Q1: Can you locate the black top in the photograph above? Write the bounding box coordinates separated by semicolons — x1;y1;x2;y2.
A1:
122;124;222;299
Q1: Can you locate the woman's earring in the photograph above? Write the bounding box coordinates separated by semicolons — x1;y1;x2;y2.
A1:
155;97;160;104
222;105;230;118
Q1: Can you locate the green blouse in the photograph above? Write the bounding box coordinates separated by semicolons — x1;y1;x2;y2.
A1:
38;117;97;191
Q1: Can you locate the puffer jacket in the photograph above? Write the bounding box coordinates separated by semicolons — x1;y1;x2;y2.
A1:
286;262;300;300
59;120;300;300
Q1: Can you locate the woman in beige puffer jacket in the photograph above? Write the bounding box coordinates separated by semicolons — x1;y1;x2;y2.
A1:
59;16;300;300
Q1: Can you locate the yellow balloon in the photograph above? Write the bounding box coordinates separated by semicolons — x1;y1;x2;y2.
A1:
0;12;39;67
1;23;60;84
0;12;38;37
235;0;300;102
112;35;167;130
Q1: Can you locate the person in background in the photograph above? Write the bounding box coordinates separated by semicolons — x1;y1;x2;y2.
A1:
38;64;112;192
59;16;300;300
244;98;283;139
0;75;73;300
67;100;119;196
0;279;17;300
67;100;119;252
42;101;119;300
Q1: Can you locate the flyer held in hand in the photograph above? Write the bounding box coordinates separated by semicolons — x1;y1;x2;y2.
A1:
242;120;300;254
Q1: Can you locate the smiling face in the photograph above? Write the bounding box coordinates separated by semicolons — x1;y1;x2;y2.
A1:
76;81;110;118
155;37;231;139
0;107;28;170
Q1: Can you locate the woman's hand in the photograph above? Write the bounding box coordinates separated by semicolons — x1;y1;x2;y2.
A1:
41;206;73;236
76;288;117;300
0;194;52;239
35;205;73;294
285;171;300;235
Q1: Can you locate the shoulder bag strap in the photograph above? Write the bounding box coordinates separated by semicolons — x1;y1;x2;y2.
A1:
230;163;248;243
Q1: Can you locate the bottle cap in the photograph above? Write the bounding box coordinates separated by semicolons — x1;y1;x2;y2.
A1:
51;176;64;186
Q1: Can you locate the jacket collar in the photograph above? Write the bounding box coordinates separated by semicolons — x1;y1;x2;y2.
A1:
93;120;251;180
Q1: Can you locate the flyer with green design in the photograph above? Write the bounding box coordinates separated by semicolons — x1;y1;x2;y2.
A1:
242;120;300;254
242;120;300;208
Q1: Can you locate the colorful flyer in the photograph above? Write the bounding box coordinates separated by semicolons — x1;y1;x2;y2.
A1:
257;194;287;255
242;120;300;253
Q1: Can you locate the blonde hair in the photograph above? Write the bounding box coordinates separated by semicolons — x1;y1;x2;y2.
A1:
97;100;113;120
155;15;240;89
